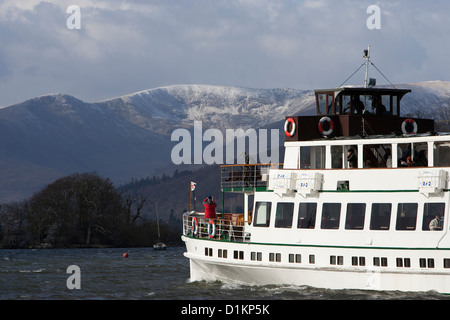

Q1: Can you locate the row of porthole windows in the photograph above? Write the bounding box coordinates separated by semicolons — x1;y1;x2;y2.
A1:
207;247;450;269
253;201;446;231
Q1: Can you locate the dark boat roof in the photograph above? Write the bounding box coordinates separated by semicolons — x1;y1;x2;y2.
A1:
314;86;411;96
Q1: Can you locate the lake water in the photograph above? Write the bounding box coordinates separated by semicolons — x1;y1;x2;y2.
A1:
1;246;448;302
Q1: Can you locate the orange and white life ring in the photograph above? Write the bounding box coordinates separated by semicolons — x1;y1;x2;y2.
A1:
401;118;418;135
192;217;198;235
207;219;216;238
284;117;296;137
318;116;334;136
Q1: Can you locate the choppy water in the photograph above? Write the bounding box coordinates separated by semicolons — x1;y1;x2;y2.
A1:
0;246;448;301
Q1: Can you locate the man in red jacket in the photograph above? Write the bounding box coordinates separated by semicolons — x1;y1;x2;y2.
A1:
203;196;217;219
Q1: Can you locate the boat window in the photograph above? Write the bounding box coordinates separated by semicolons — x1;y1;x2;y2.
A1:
422;203;445;231
321;203;341;229
331;145;344;169
275;202;294;228
297;203;317;229
300;146;325;169
360;94;374;114
317;93;327;115
396;203;418;230
434;142;450;167
342;94;365;115
316;93;334;115
330;145;359;169
392;96;398;116
363;144;392;168
398;143;428;167
332;145;358;169
370;203;391;230
253;202;272;227
444;259;450;268
346;146;358;168
327;94;334;114
340;94;351;114
380;95;391;115
345;203;366;230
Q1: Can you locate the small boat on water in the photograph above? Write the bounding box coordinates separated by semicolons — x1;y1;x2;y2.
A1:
182;47;450;293
153;241;167;251
153;202;167;251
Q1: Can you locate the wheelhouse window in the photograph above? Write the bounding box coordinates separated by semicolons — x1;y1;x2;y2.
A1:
297;203;317;229
316;92;334;115
275;202;294;228
321;203;341;229
380;95;392;115
253;202;272;227
341;94;365;115
345;203;366;230
370;203;391;230
396;203;418;230
422;203;445;231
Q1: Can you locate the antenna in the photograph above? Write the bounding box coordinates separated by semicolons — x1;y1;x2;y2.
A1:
338;45;395;88
364;45;371;88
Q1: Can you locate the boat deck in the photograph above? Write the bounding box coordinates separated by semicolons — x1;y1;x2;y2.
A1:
183;213;250;242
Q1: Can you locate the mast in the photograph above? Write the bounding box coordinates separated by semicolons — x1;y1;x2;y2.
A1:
156;202;161;239
364;45;371;88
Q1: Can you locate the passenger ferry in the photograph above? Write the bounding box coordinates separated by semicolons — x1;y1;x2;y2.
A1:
181;52;450;294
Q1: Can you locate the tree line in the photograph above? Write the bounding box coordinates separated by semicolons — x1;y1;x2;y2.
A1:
0;172;181;249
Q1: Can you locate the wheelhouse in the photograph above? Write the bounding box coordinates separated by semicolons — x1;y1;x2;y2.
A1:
285;87;434;141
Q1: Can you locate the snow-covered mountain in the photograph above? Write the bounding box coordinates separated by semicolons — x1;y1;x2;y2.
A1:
0;81;449;202
400;81;450;120
101;85;315;134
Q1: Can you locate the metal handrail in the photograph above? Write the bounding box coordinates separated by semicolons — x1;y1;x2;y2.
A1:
220;163;282;190
183;212;250;242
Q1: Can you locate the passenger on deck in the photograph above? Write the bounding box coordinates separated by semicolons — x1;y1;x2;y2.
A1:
412;150;428;167
347;148;357;168
429;215;440;231
406;156;412;167
203;196;217;219
384;148;392;167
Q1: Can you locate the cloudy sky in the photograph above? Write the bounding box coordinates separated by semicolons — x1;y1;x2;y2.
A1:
0;0;449;106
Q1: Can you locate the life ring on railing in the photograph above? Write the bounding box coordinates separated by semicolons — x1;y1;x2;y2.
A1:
318;116;334;136
207;220;216;238
192;217;198;235
284;117;296;137
401;118;418;135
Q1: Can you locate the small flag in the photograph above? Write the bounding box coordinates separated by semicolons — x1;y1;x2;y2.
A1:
190;181;197;191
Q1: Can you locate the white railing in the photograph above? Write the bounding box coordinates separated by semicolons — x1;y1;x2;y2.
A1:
183;212;250;242
220;164;281;190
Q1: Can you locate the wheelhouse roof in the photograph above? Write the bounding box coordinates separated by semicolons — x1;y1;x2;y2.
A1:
314;87;411;96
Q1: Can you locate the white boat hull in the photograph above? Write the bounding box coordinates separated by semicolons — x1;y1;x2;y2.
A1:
183;236;450;294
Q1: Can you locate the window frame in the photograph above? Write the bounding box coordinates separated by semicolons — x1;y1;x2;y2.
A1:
253;201;272;227
345;203;366;230
274;202;295;228
321;203;342;230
